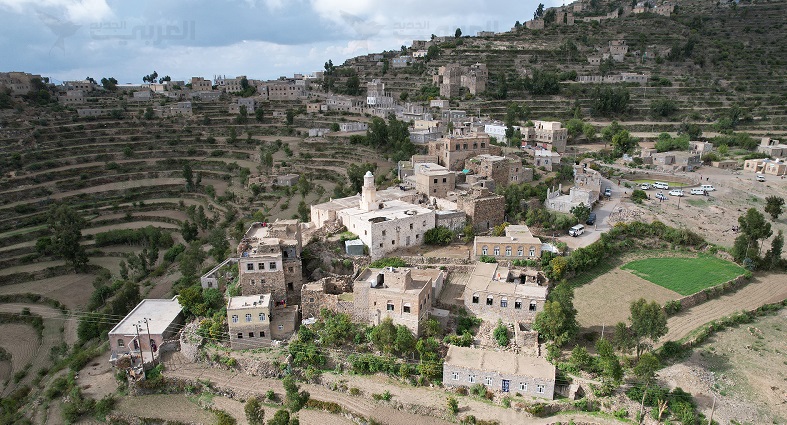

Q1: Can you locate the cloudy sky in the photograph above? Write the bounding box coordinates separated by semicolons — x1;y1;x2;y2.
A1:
0;0;561;84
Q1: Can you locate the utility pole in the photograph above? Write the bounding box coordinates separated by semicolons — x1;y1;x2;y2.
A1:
708;394;716;424
142;318;155;366
134;323;146;379
601;323;605;339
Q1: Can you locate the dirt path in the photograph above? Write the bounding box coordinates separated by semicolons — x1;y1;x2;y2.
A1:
662;273;787;343
163;362;627;425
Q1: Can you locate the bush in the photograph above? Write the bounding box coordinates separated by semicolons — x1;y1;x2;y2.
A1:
493;321;509;346
245;397;265;425
424;226;455;246
447;396;459;414
479;255;497;263
664;300;682;315
369;257;408;268
631;189;647;204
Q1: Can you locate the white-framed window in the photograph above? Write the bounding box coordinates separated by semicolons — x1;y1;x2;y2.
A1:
259;313;266;321
530;301;537;312
468;375;475;383
231;315;238;323
258;262;265;270
514;299;522;310
517;247;524;256
500;297;508;308
505;247;512;256
485;377;492;385
269;262;277;270
278;325;284;330
403;303;411;313
536;384;545;394
237;333;243;339
519;382;527;391
245;313;252;322
493;246;500;256
387;302;395;311
529;247;536;257
117;339;125;348
472;294;479;304
481;246;488;255
452;372;459;380
486;296;493;306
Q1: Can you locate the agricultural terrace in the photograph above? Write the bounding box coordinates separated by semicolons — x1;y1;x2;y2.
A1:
621;254;745;296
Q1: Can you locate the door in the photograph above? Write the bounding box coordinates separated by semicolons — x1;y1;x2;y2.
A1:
502;379;510;393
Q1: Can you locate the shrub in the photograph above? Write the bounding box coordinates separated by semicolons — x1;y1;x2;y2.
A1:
244;397;265;425
664;300;682;315
479;255;497;263
425;226;455;245
369;257;408;268
631;189;647;204
493;321;509;346
447;396;459;414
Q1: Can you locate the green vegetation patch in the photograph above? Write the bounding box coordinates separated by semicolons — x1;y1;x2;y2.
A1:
621;255;744;296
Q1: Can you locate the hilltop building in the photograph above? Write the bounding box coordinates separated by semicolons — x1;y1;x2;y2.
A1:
473;225;543;260
236;220;303;305
226;294;299;349
464;262;549;325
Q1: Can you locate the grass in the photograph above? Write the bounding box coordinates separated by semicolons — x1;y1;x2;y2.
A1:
621;254;744;296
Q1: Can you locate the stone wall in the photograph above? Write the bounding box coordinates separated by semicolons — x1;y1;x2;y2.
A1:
514;323;540;357
670;275;747;311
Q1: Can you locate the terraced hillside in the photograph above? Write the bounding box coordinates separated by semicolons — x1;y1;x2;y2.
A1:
350;0;787;134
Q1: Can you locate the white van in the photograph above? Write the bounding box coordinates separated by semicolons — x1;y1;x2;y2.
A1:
568;224;585;237
700;184;715;192
690;188;707;195
756;174;766;182
653;182;669;190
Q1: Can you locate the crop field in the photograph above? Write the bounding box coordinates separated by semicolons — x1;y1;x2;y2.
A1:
621;255;744;296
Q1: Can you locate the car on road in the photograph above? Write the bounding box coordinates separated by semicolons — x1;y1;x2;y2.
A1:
653;182;670;190
656;192;667;201
604;187;612;197
668;189;685;197
568;224;585;237
756;174;766;182
701;184;715;192
690;188;707;195
586;212;597;225
640;183;651;190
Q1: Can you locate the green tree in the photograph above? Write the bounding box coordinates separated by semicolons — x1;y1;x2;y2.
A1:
733;208;773;262
765;196;784;221
283;375;309;412
595;338;623;385
330;122;340;132
533;291;577;347
100;77;118;91
255;107;265;123
455;28;462;38
633;352;660;384
493;320;509;346
570;203;591;223
345;74;361;96
181;220;199;242
286;109;294;125
582;123;596;141
611;130;637;157
535;3;545;18
629;298;668;358
370;317;397;354
297;200;309;222
611;321;635;354
424;226;454;245
143;106;154;120
183;162;194;191
48;204;89;272
447;396;459;415
347;162;376;193
394;325;416;355
267;409;290;425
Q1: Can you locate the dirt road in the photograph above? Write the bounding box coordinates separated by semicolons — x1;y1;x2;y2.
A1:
662;273;787;343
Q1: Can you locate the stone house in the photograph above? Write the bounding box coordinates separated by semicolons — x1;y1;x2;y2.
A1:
229;97;256;114
443;346;556;399
274;174;300;187
428;135;501;171
77;108;108;118
744;158;787;176
757;137;787;158
464;262;549;325
392;56;412;68
109;297;184;367
339;122;369;133
456;187;506;233
532;150;561;172
464;154;528;186
191;77;212;91
58;90;85;105
226;294;299;349
521;121;568;153
236;220;303;305
473;225;542;260
711;160;737;170
412;162;456;198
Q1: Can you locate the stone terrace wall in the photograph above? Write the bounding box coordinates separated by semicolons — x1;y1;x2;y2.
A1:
668;275;747;312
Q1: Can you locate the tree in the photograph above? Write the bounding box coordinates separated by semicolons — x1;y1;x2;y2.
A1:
424;226;454;245
582;123;596;141
236;105;248;124
181;220;199;242
370;317;397;354
455;28;462;38
283;375;309;412
535;3;545;18
765;196;784;221
285;109;294;125
611;130;637;157
143;106;154;120
48;204;88;272
570;203;591;224
100;77;117;91
345;74;360;96
595;338;623;385
183;162;194;191
493;320;509;346
764;230;784;271
633;352;660;384
629;298;667;358
267;409;290;425
394;325;416;355
733;208;773;262
447;396;459;415
255;107;265;123
533;284;578;346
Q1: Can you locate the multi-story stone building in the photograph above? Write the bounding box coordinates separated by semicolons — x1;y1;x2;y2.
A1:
457;187;506;233
443;346;556;399
521;121;568;153
465;154;528;186
413;162;456;198
226;294;299;349
464;262;549;325
433;63;488;98
260;80;306;101
757;137;787;158
473;225;542;260
191;77;213;91
236;220;303;305
428;135;501;171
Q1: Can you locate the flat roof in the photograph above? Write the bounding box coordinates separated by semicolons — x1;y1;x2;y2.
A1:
355;267;432;294
227;294;271;310
109;298;182;336
445;346;555;380
467;263;548;299
341;199;434;222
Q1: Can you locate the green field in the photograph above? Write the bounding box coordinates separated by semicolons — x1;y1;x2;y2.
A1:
621;255;745;296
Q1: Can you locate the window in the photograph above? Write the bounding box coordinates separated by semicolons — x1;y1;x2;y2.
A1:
250;279;255;285
246;263;254;271
505;247;512;256
433;178;438;184
519;383;528;392
500;297;508;308
536;384;545;394
287;282;293;291
245;314;252;322
237;333;243;339
463;143;468;149
473;143;478;149
117;339;125;348
514;299;522;310
278;325;284;330
442;178;447;183
403;304;411;313
529;247;536;257
258;262;265;270
485;377;492;385
468;375;475;383
472;294;479;304
259;313;266;321
518;247;523;256
493;247;500;256
231;315;238;323
249;332;254;338
486;296;493;306
382;230;386;236
288;267;293;273
482;246;488;255
259;331;265;337
530;301;537;312
409;223;414;230
269;262;277;270
452;372;459;380
309;297;314;303
481;143;486;148
387;302;394;311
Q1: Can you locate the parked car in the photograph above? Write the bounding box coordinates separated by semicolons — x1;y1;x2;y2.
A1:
586;212;597;225
653;182;670;190
756;174;766;182
690;188;707;195
668;189;685;197
655;192;667;201
640;183;651;190
604;187;612;197
568;224;585;237
700;184;715;192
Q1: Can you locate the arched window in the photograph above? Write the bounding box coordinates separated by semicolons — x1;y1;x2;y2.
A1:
505;246;512;256
493;246;500;256
529;247;536;257
472;294;479;304
514;299;522;309
481;246;488;255
486;296;494;306
500;297;508;308
517;247;524;256
530;301;537;312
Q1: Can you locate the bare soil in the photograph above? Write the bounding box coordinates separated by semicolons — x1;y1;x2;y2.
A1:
0;273;95;310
